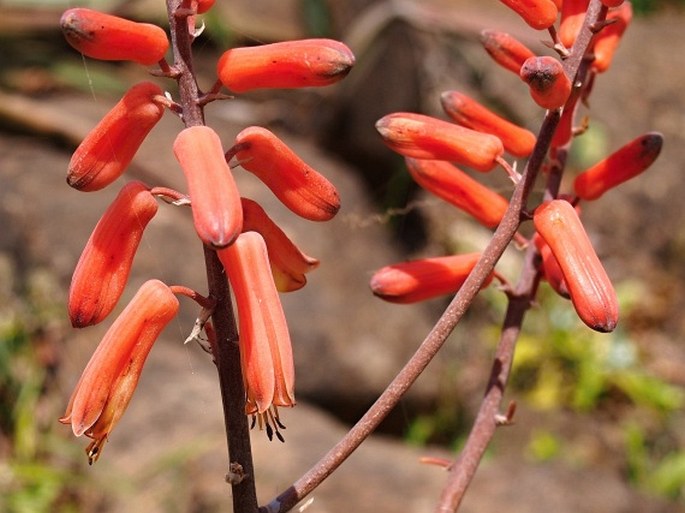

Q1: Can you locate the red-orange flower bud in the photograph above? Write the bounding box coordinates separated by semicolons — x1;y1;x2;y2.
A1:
480;30;536;75
67;82;165;191
573;132;663;200
370;253;493;304
173;126;243;248
60;8;169;65
601;0;625;7
440;91;537;158
233;126;340;221
60;279;179;463
497;0;559;30
217;232;295;421
520;56;572;110
404;158;509;229
241;198;319;292
217;39;354;93
559;0;590;48
376;113;504;172
534;199;618;332
591;3;632;73
69;181;158;328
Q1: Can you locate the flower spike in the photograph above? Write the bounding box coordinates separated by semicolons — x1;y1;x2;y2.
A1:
232;126;340;221
573;132;663;200
241;198;319;292
375;113;504;172
60;8;169;66
67;82;165;191
173;126;243;248
480;30;536;75
69;181;158;328
60;279;179;463
217;232;296;426
217;39;354;93
440;91;537;158
534;199;619;332
404;158;509;229
520;56;572;110
370;253;493;304
497;0;559;30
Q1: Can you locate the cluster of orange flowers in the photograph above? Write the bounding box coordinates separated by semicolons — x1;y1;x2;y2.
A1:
58;3;354;462
369;0;662;334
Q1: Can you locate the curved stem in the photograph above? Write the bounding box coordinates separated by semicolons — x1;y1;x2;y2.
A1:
264;3;605;512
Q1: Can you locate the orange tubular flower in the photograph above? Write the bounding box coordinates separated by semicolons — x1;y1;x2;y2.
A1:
241;198;319;292
67;82;165;192
591;3;632;73
601;0;625;7
573;132;663;200
173;126;243;248
480;30;536;75
497;0;559;30
69;181;158;328
217;39;354;93
375;113;504;172
370;253;493;304
520;56;572;110
60;280;179;464
559;0;590;48
441;91;536;158
60;8;169;66
405;158;509;229
533;199;618;332
233;126;340;221
218;232;295;439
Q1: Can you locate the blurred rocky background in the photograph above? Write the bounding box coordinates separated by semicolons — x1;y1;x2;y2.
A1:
1;0;685;512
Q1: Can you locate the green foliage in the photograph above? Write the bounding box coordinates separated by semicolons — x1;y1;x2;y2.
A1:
512;281;685;501
0;261;88;513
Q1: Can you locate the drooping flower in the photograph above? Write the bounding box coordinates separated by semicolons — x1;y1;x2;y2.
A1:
480;29;536;75
69;181;158;327
60;8;169;65
375;112;504;172
173;125;243;248
232;127;340;221
404;158;509;229
520;56;572;110
497;0;559;30
440;90;537;157
217;232;295;441
370;253;493;304
60;279;179;463
216;39;354;93
241;198;319;292
67;81;165;191
533;199;618;332
573;132;663;200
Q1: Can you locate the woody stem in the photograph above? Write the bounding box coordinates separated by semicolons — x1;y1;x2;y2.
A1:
166;2;259;512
